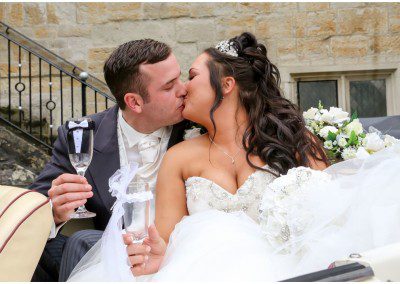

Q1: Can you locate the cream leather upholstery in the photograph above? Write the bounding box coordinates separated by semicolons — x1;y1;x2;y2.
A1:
0;185;52;281
333;242;400;281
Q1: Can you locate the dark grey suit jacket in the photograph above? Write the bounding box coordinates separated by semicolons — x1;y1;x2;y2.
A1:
29;105;189;230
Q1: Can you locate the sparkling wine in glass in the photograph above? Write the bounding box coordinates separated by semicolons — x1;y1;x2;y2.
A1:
123;182;152;243
66;117;96;219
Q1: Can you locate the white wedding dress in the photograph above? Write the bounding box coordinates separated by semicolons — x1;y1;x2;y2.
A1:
69;144;400;282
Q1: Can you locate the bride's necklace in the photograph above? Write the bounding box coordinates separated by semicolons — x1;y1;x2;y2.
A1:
209;136;243;165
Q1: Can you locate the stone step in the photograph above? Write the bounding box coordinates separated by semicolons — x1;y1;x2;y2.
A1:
0;106;55;145
0;120;51;187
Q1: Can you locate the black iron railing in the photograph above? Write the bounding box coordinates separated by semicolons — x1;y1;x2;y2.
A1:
0;21;115;151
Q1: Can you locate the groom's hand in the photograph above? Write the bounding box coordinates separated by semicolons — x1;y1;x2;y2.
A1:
49;173;93;225
123;224;167;276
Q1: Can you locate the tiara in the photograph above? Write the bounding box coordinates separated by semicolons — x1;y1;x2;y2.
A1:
215;40;238;57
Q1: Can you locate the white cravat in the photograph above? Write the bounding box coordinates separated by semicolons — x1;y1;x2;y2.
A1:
117;110;172;221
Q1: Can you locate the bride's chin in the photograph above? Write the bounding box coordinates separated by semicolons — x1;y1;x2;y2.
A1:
182;107;201;124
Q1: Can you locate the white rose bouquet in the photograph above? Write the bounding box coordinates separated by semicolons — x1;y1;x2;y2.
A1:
303;102;399;161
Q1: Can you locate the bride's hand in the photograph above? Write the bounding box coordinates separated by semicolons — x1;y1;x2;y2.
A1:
123;224;167;276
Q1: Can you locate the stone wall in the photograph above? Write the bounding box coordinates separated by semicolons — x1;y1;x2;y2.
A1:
0;120;50;186
1;2;399;81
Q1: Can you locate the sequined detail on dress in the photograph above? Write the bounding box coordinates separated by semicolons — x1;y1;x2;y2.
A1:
185;165;276;222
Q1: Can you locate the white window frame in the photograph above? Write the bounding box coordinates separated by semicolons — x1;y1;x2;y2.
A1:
282;64;399;116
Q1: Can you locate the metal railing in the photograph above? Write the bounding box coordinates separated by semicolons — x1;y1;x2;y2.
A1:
0;21;115;151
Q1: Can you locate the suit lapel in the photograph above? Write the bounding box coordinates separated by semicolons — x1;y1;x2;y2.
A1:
87;106;120;211
167;120;190;149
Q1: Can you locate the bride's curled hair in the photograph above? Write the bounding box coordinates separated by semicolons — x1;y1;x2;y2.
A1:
205;32;328;175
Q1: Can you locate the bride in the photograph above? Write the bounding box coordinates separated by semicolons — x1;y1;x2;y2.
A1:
69;32;400;281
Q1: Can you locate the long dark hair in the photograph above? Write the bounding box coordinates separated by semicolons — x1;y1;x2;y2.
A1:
205;32;328;176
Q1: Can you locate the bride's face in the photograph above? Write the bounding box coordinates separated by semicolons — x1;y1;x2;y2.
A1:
183;53;215;125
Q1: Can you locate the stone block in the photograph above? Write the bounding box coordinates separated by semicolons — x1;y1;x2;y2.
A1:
189;3;214;18
297;37;330;60
389;6;400;33
236;3;272;15
330;2;366;9
298;3;330;12
337;7;388;35
46;3;76;24
173;43;198;76
33;26;57;39
5;4;24;27
57;25;91;38
372;35;400;55
216;15;256;39
77;3;142;24
267;2;298;12
293;12;307;38
307;11;336;37
142;3;162;19
24;3;47;26
176;19;215;43
256;14;292;38
276;39;297;61
159;3;191;19
106;3;142;22
0;3;5;22
331;35;370;58
88;47;114;63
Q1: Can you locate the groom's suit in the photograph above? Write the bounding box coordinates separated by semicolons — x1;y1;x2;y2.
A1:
30;105;189;281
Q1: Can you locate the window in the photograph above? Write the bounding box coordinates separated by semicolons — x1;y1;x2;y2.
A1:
297;80;338;110
291;70;396;117
349;79;386;118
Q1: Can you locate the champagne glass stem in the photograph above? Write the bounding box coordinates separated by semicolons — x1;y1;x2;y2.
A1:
75;169;88;213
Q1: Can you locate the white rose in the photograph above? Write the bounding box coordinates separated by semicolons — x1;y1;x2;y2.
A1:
362;132;385;152
303;107;319;120
344;119;363;135
341;147;357;160
183;127;202;140
337;136;347;148
320;109;334;124
384;135;400;148
328;107;349;124
355;146;370;159
324;140;333;150
318;126;338;139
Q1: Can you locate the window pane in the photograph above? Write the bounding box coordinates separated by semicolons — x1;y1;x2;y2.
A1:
350;79;386;118
297;80;338;111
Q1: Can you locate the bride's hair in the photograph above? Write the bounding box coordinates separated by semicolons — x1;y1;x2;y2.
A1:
205;32;328;175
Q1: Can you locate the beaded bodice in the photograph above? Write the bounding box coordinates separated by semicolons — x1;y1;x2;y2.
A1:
185;166;276;222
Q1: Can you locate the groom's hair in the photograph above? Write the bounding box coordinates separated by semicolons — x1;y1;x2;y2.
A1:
104;39;171;109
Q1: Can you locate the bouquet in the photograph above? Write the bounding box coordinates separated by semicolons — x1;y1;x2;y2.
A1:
303;102;399;161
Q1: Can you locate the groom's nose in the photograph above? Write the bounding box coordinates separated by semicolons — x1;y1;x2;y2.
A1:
176;80;187;98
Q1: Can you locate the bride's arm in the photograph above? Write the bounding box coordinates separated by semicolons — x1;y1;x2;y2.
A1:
155;145;189;243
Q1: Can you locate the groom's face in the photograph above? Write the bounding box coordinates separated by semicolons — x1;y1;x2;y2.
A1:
140;54;187;127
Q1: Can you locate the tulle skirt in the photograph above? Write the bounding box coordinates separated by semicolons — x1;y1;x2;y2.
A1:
69;144;400;281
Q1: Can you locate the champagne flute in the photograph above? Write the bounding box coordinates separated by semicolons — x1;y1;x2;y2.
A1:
123;181;152;243
66;117;96;219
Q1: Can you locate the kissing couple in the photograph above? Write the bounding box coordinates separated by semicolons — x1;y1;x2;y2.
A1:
32;32;400;282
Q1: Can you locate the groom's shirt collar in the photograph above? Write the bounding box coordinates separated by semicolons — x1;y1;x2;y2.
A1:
118;109;165;148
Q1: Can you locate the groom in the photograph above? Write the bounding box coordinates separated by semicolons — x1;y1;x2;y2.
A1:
30;39;188;281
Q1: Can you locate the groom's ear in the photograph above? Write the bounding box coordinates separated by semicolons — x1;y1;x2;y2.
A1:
124;92;144;114
221;76;236;96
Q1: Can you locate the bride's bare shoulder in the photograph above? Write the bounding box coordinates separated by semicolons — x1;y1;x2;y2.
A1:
162;134;208;166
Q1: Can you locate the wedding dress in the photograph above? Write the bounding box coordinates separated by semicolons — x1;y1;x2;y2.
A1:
69;143;400;281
